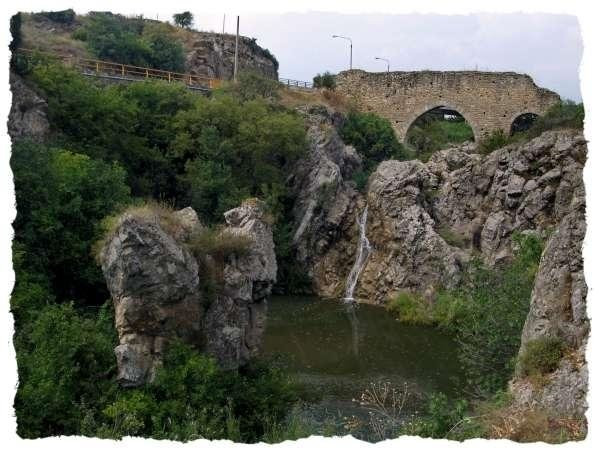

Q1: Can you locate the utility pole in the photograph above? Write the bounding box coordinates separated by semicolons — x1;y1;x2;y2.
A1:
234;16;239;82
332;35;353;70
222;14;225;35
375;57;390;72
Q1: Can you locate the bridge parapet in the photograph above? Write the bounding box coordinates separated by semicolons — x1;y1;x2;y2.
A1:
336;69;560;142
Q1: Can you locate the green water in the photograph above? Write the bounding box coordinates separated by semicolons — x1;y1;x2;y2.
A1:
262;296;465;426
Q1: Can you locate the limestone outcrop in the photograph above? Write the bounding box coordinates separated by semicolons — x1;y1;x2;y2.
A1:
289;105;362;293
184;33;278;80
99;201;276;386
8;72;49;141
204;200;277;369
293;129;586;304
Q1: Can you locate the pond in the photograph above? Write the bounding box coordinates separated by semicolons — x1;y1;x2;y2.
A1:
262;296;466;438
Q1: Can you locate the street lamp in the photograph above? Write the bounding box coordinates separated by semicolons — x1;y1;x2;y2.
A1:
374;57;390;73
332;35;353;70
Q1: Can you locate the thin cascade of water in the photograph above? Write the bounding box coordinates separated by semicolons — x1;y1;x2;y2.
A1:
343;206;372;303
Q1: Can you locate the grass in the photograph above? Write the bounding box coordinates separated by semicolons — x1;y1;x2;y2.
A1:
518;336;565;378
92;200;181;264
278;86;357;112
385;291;434;325
20;12;90;58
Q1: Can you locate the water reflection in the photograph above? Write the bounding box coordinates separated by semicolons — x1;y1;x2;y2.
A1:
344;301;360;358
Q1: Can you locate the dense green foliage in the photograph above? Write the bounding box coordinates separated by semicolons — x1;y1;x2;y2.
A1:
11;61;309;439
14;303;117;438
479;100;585;154
14;303;297;441
406;113;474;161
340;111;410;190
436;233;544;396
386;233;543;397
11;141;131;306
173;11;194;29
75;12;186;71
518;336;565;377
313;71;336;89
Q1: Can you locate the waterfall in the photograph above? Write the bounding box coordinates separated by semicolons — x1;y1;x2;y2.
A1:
343;207;372;303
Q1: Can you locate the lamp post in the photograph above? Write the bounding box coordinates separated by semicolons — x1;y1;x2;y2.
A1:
332;35;352;70
374;57;390;73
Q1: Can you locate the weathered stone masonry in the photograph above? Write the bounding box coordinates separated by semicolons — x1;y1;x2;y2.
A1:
336;70;560;142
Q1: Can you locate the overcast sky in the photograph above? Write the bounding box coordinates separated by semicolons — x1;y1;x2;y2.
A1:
174;12;582;101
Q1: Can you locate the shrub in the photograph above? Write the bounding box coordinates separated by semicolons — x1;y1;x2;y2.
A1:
340;111;409;185
400;393;468;439
79;12;185;71
221;70;281;102
386;291;433;325
313;71;336;89
518;336;565;377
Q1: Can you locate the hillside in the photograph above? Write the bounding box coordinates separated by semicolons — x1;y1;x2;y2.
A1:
16;9;278;80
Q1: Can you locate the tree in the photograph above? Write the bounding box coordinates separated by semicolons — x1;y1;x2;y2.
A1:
173;11;194;29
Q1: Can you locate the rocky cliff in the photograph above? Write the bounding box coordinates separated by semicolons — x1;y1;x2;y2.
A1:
292;121;586;304
99;200;276;386
184;33;278;80
18;12;278;80
510;185;588;417
290;111;588;420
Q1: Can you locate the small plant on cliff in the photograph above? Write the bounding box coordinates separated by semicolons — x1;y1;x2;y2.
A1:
518;336;565;378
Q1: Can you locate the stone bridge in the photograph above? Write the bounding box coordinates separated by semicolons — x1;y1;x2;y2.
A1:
335;70;561;142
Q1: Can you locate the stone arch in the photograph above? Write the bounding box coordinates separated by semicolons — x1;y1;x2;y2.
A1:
402;102;481;143
334;70;561;143
508;111;540;135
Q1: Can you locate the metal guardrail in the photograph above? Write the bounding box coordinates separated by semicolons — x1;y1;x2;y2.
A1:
279;77;313;89
17;48;222;90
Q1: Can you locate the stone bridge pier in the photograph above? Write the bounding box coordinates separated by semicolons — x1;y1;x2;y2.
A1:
335;70;560;143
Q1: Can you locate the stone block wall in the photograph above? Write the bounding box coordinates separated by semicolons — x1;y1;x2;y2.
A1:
336;70;561;142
